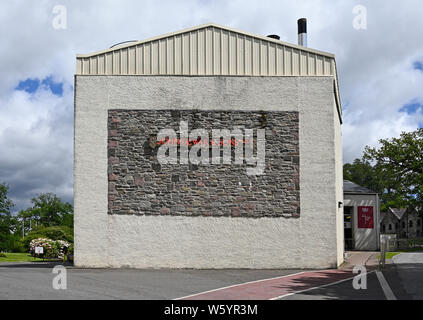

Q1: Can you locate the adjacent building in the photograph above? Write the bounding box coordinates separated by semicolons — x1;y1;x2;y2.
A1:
381;207;422;238
343;180;380;251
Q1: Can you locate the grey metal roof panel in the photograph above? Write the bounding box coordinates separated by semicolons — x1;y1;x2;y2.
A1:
343;180;377;194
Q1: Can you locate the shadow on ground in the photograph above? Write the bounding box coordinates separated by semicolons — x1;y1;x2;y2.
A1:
0;262;72;268
273;269;385;300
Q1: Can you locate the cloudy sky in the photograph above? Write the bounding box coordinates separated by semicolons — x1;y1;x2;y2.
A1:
1;0;422;212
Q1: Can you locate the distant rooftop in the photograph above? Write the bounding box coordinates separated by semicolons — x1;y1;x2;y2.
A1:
343;180;377;194
388;208;407;220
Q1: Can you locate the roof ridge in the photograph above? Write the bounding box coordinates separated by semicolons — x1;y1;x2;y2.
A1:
76;22;335;58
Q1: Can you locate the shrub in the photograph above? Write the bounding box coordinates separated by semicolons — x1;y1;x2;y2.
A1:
29;238;56;258
0;253;6;258
29;238;71;259
0;234;26;253
55;240;71;259
24;226;73;249
9;237;27;253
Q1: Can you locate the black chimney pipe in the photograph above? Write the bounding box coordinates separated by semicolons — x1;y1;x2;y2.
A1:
297;18;307;47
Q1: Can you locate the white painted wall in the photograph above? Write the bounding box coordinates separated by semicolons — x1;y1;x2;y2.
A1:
344;194;380;251
334;96;344;265
74;76;343;269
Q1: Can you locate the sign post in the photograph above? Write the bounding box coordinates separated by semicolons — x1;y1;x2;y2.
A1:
34;246;44;261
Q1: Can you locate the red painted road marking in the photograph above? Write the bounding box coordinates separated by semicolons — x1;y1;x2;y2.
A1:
177;269;356;300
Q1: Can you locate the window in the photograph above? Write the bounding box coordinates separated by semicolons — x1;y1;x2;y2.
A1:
418;219;421;227
410;220;413;228
402;221;406;229
388;224;392;231
395;223;399;230
382;224;386;232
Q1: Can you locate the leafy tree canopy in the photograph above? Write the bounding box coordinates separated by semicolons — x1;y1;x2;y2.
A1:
345;128;423;214
18;193;73;228
0;183;14;216
0;182;17;252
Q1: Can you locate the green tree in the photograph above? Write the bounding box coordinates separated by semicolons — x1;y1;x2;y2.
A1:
343;158;385;194
16;209;35;236
0;183;14;215
343;158;404;212
363;128;423;215
0;182;17;252
25;193;73;228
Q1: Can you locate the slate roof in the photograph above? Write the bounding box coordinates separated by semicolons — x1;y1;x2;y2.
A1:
380;211;387;222
343;180;377;194
388;208;407;220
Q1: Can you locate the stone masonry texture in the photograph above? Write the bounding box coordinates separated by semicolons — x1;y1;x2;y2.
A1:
108;110;299;218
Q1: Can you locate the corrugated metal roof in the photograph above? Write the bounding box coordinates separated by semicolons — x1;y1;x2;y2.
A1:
343;180;377;194
76;23;337;76
76;23;342;120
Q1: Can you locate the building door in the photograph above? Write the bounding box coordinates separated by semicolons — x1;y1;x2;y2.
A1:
344;206;354;250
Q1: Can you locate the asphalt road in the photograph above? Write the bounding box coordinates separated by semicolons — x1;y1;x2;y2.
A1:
383;253;423;300
1;253;423;300
0;262;302;300
281;252;423;300
392;252;423;264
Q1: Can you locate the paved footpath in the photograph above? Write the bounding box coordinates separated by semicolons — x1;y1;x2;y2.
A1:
177;269;359;300
177;252;380;300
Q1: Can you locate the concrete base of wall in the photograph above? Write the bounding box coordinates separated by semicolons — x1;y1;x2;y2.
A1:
75;215;338;269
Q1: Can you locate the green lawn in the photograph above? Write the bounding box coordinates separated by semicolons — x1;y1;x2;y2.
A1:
385;252;400;259
0;253;45;263
378;252;399;260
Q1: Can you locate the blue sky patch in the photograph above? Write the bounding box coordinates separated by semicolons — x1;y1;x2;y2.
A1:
15;76;63;96
42;76;63;96
15;78;40;93
399;101;422;115
414;61;423;71
342;100;350;111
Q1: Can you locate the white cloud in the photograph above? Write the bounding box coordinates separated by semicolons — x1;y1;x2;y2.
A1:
0;85;73;211
0;0;423;210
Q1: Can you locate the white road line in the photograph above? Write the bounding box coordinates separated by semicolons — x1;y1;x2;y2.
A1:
376;270;397;300
271;271;376;300
173;271;305;300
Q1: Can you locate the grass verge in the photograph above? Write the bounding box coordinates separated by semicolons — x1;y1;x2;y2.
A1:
0;253;46;263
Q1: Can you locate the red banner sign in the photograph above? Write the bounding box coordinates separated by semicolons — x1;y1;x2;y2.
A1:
358;206;374;229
